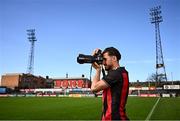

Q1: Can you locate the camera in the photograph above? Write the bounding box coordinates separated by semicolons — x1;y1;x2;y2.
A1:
77;50;103;64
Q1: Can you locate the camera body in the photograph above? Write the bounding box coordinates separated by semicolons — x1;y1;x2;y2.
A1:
77;50;103;64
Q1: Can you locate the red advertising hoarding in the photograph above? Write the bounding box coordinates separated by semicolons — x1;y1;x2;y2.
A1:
54;79;88;88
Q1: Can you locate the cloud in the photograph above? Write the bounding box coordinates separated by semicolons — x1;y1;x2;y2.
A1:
125;58;180;64
166;58;180;62
125;59;154;64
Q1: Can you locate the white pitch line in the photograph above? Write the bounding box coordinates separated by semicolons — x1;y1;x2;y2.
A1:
145;97;160;121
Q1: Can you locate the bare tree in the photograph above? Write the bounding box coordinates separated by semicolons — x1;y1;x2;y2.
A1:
147;73;156;82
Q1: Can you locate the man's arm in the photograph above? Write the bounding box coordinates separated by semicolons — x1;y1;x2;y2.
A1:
91;68;108;93
90;49;108;93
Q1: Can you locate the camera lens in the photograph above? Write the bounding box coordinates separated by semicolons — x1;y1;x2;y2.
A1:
77;54;94;64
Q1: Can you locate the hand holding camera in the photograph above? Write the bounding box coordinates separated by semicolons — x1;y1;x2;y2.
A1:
91;49;102;70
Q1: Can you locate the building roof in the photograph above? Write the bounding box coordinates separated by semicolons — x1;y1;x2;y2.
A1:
52;77;90;80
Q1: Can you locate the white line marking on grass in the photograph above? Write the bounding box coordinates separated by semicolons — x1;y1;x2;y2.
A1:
145;97;160;121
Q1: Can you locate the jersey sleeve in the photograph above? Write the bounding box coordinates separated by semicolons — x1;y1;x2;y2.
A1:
102;70;121;87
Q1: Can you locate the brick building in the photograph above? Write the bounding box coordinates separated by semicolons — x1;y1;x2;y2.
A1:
1;73;46;89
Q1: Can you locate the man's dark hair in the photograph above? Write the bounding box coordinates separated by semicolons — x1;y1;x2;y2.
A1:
102;47;121;61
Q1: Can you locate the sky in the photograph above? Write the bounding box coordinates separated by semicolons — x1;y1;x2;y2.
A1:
0;0;180;83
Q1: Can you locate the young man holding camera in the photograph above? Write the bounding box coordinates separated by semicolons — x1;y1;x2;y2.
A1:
91;47;129;121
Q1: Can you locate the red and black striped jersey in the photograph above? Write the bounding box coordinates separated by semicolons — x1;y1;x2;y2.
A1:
101;67;129;121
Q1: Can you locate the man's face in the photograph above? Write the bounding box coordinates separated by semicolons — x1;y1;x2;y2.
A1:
102;52;113;71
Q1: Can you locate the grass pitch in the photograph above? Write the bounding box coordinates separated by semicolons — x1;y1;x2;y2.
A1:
0;97;179;120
